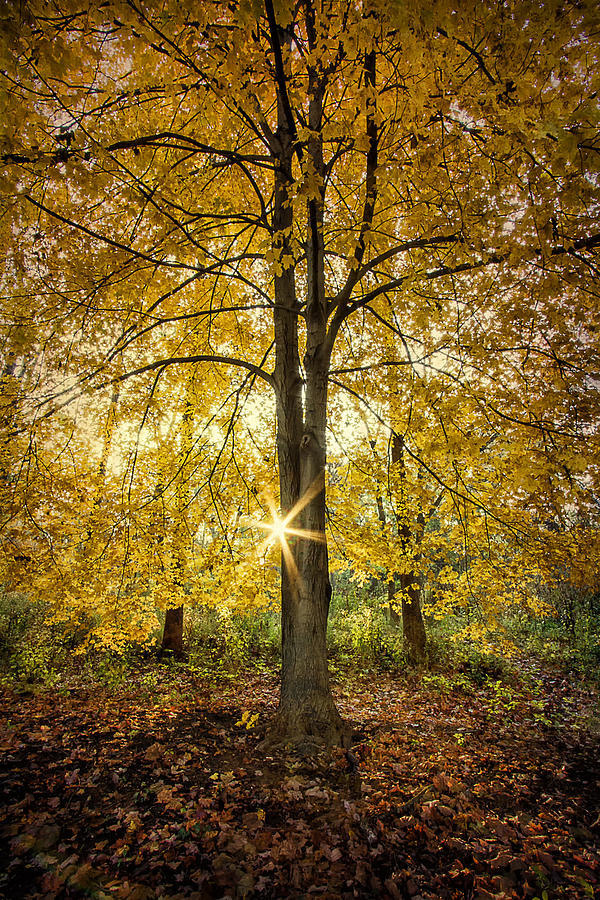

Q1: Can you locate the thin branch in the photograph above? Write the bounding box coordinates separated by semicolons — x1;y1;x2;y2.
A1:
330;359;412;375
329;376;531;538
23;195;199;271
436;27;496;85
328;232;463;314
108;132;274;170
326;37;379;346
112;353;275;389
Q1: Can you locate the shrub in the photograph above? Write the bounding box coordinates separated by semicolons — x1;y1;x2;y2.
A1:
7;639;59;685
0;591;42;652
185;605;280;670
328;590;406;668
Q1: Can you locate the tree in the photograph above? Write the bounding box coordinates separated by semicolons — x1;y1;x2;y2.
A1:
363;429;429;661
159;374;195;658
2;0;600;746
387;432;428;662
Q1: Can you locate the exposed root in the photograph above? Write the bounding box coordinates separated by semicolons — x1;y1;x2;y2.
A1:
259;703;352;755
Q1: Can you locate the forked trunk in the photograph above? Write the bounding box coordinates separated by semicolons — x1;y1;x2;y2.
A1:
264;2;348;748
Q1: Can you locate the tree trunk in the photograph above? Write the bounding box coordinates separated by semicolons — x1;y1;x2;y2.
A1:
274;427;350;750
399;573;426;664
375;485;401;626
161;606;184;658
265;8;348;748
390;433;427;663
160;380;193;660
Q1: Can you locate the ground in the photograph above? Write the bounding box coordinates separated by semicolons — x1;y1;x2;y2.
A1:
0;659;598;899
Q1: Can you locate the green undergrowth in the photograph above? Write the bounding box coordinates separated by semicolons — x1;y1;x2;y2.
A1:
1;585;598;701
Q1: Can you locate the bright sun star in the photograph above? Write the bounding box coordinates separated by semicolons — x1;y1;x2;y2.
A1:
247;477;327;592
265;515;288;544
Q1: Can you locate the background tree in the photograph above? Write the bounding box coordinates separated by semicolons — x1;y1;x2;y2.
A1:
1;0;599;746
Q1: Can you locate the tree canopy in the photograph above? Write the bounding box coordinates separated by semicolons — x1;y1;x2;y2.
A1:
1;0;599;744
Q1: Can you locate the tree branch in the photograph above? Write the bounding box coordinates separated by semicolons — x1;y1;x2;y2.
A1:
108;133;274;169
23;195;200;271
336;231;600;324
329;376;532;538
436;27;496;85
329;232;463;315
326;36;378;345
264;0;299;148
113;354;275;389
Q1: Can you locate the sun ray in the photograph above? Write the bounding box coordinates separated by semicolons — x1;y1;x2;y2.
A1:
282;473;325;526
245;476;328;596
282;527;326;543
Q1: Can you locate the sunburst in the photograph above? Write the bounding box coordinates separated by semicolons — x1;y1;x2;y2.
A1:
250;476;327;591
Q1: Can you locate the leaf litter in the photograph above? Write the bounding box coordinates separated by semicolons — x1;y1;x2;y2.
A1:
0;662;598;899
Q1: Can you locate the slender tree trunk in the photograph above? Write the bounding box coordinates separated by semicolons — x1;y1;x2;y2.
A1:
390;433;427;663
388;579;401;627
399;572;426;663
375;486;401;625
0;353;18;488
160;382;194;659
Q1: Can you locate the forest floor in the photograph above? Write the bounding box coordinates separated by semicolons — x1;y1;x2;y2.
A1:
0;657;599;900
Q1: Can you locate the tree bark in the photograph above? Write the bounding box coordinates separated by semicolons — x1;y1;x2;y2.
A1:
265;6;348;748
399;573;426;664
161;606;184;658
390;433;427;664
273;318;351;747
160;383;193;660
275;428;349;750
